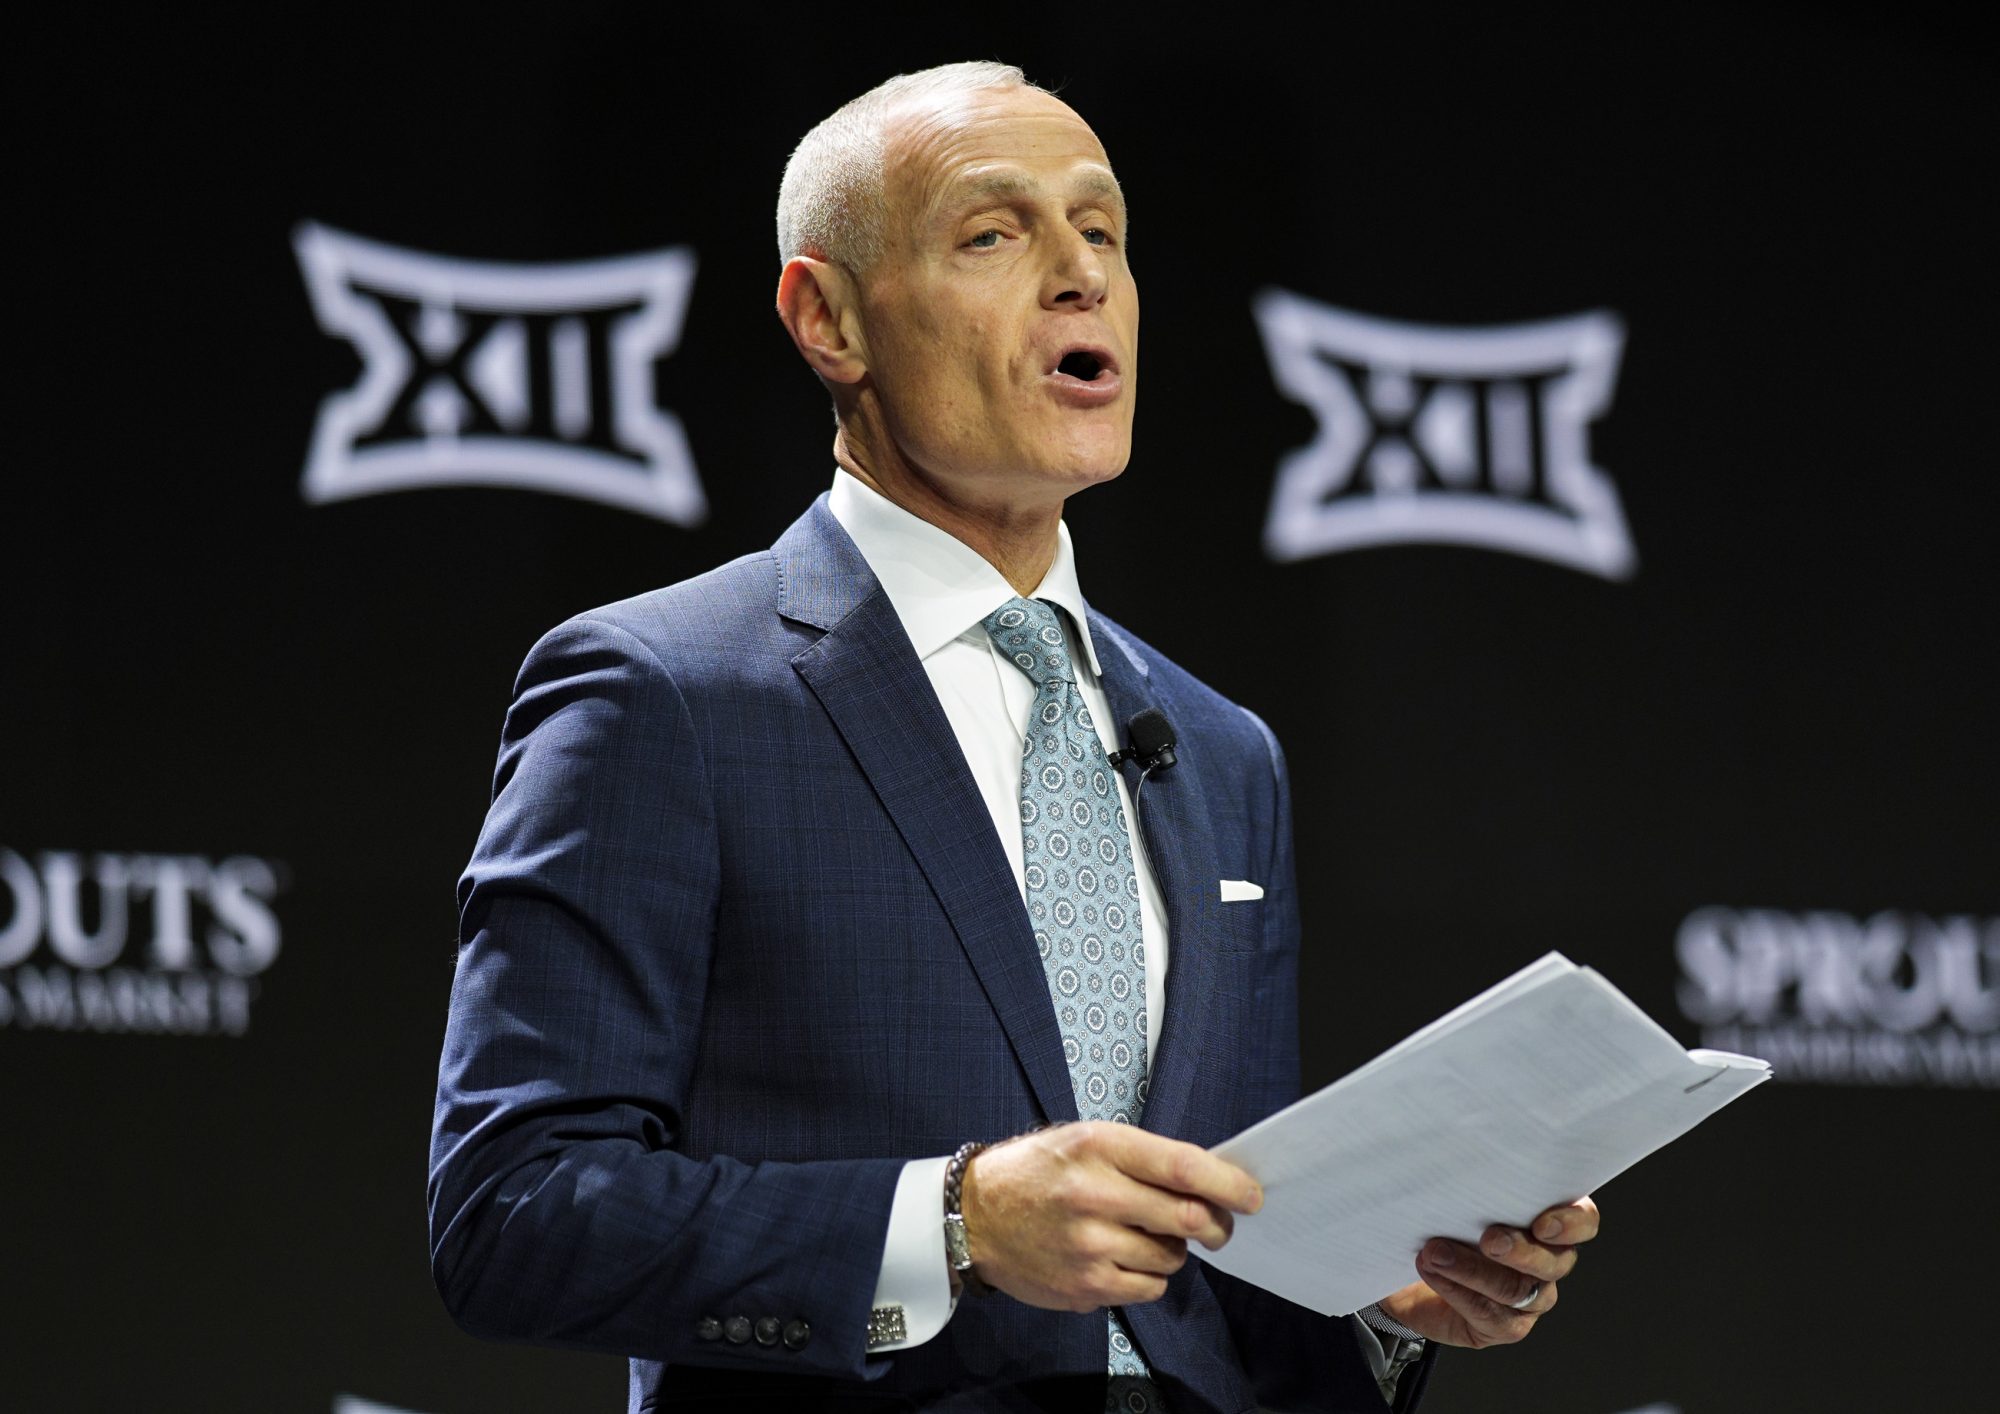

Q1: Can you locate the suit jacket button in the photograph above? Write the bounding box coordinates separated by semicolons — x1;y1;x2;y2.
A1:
781;1319;811;1351
695;1317;722;1342
754;1316;781;1346
724;1315;753;1345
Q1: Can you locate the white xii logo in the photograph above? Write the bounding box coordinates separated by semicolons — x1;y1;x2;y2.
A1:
1255;289;1634;579
294;222;704;524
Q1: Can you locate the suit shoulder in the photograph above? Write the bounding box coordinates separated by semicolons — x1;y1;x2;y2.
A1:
522;551;803;684
579;550;778;640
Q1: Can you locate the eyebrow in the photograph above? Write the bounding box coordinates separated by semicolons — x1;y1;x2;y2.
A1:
938;168;1126;219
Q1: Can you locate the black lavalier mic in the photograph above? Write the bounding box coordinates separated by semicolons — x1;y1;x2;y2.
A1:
1109;708;1178;774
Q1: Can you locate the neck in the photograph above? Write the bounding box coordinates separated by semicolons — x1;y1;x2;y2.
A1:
833;426;1064;597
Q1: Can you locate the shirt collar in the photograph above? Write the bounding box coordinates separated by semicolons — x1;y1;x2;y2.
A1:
827;468;1104;678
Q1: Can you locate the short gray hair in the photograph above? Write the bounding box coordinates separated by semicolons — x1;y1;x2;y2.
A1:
777;61;1036;271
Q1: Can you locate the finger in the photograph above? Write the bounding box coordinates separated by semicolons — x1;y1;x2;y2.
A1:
1100;1126;1263;1213
1421;1240;1543;1313
1086;1266;1171;1310
1120;1182;1236;1250
1414;1263;1543;1345
1098;1224;1191;1278
1478;1225;1579;1282
1531;1195;1601;1245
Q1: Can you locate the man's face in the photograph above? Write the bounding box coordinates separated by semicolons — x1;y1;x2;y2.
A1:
855;85;1138;503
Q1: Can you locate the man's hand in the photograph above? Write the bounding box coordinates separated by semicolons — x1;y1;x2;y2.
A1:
1376;1196;1601;1348
960;1122;1264;1312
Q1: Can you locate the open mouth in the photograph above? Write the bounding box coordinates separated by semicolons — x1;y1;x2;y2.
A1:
1054;348;1114;382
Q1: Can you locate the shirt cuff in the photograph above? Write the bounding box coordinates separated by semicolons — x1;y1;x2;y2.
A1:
866;1156;957;1351
1354;1304;1427;1404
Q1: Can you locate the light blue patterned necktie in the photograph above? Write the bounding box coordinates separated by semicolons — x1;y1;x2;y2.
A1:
982;597;1162;1413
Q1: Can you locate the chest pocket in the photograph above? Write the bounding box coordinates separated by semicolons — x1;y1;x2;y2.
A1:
1215;881;1267;953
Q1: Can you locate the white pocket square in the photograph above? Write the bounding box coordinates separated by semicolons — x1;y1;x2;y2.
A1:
1219;879;1264;902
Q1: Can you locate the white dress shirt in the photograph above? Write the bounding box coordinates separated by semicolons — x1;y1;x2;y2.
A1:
828;469;1169;1351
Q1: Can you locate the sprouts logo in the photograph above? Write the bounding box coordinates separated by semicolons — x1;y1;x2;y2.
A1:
0;848;286;1037
1677;907;2000;1088
294;222;703;524
1254;290;1633;579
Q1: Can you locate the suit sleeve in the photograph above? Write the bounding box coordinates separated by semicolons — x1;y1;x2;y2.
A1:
1202;708;1440;1413
427;614;904;1378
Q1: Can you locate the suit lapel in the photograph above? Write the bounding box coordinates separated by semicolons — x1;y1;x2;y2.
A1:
1090;617;1225;1145
778;500;1079;1126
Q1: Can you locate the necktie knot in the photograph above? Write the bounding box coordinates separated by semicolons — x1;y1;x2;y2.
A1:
982;597;1078;689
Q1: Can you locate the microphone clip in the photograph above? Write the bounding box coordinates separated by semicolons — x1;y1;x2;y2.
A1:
1108;708;1178;774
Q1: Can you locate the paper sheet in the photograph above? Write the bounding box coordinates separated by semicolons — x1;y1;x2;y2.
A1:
1196;952;1770;1316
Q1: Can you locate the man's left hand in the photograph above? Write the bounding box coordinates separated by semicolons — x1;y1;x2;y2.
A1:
1374;1196;1600;1349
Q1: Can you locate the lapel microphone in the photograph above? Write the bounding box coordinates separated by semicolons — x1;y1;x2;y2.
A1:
1108;708;1178;774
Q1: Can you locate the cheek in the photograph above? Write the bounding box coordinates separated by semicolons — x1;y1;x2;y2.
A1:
874;323;1005;451
923;315;1016;417
886;296;975;379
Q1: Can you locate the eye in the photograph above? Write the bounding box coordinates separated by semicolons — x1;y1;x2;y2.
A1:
967;230;1002;249
1082;227;1112;246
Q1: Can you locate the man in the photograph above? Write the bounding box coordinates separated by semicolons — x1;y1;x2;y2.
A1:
429;62;1599;1413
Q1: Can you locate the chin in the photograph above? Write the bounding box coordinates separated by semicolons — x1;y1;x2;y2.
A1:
1076;456;1130;487
1043;428;1133;488
1021;453;1126;497
1075;449;1133;488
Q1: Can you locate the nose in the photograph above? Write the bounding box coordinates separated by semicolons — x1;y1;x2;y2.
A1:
1041;226;1109;312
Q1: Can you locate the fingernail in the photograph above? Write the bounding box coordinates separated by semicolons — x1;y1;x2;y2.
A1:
1536;1215;1561;1240
1483;1230;1513;1256
1247;1186;1264;1213
1427;1241;1455;1268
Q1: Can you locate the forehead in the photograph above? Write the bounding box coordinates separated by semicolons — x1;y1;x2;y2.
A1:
881;86;1120;226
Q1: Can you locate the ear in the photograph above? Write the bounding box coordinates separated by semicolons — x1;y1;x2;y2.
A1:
776;256;868;385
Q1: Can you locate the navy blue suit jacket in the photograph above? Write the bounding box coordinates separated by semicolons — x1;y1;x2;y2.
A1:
429;498;1436;1412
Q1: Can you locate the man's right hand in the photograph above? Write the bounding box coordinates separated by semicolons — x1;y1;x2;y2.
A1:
958;1122;1263;1312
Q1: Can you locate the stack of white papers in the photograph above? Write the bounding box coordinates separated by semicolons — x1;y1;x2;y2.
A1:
1196;952;1770;1316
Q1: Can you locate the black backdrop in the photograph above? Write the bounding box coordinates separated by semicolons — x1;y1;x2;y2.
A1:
5;8;1993;1412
